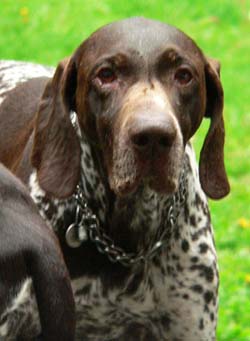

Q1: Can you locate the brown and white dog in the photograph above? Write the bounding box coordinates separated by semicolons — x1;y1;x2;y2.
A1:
0;17;229;340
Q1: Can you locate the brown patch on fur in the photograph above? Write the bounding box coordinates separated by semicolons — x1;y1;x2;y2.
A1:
32;59;81;198
199;59;230;199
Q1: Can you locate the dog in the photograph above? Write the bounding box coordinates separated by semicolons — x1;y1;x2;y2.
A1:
0;163;75;340
0;17;229;340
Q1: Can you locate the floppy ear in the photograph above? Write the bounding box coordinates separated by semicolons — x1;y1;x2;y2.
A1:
199;58;230;199
31;58;81;199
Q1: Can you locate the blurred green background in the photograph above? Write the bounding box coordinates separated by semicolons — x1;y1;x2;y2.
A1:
1;0;250;339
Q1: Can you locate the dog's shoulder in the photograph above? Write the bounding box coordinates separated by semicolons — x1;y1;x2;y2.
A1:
0;60;53;101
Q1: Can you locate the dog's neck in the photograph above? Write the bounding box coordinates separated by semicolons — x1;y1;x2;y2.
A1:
78;128;186;254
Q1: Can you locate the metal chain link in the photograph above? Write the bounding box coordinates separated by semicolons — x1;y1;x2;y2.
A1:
65;167;187;267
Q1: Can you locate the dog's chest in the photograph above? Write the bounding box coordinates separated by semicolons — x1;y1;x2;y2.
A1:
27;145;218;340
72;261;175;340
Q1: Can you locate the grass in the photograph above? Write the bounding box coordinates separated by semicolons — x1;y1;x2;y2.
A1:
1;0;250;339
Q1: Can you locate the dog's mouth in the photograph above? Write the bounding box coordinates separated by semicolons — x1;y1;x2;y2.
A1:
108;140;184;197
110;169;181;198
147;174;179;194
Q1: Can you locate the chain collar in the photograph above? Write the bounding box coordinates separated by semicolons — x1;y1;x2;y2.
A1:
65;168;187;267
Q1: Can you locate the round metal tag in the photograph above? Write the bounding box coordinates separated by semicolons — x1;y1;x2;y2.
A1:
65;224;82;248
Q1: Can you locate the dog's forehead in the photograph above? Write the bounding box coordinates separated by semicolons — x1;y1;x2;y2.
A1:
84;18;203;61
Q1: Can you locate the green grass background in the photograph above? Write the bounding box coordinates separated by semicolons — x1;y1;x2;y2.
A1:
1;0;250;339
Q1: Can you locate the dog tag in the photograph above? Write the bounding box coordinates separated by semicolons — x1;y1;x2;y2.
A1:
65;224;82;248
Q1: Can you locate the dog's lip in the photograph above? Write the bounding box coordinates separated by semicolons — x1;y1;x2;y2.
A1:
111;180;139;198
148;177;177;194
109;148;180;197
111;172;177;198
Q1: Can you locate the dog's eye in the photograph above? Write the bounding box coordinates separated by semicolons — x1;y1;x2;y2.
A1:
174;67;193;85
97;67;117;84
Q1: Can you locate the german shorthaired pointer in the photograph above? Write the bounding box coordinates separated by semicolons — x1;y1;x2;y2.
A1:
0;163;75;340
0;17;229;340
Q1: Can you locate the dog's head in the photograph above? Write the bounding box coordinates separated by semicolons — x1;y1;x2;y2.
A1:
32;17;230;200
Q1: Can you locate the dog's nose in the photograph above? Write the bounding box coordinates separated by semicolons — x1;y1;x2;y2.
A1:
129;118;177;155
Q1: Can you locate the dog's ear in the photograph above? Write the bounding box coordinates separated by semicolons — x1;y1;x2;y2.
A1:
32;58;81;199
199;57;230;199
